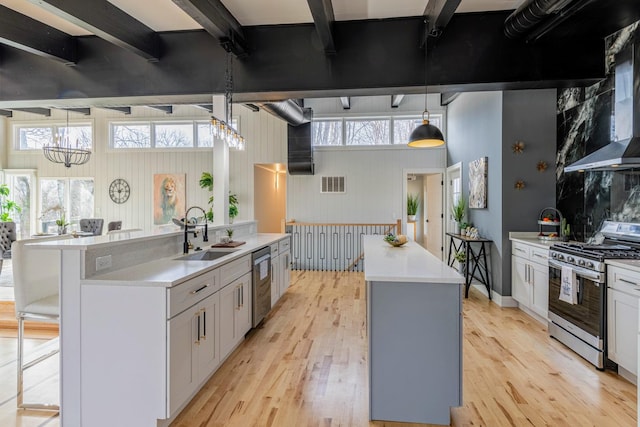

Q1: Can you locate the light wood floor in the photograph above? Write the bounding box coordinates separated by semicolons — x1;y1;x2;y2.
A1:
0;271;637;426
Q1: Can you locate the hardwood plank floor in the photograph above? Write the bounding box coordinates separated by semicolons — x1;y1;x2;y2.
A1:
0;270;636;426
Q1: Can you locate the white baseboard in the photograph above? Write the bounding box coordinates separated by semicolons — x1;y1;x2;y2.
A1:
469;284;518;307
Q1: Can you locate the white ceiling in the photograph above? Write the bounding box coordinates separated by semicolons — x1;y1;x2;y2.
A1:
0;0;524;34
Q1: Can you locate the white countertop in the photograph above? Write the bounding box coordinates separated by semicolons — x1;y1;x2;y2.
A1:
363;235;463;284
606;259;640;273
82;233;287;288
509;232;556;250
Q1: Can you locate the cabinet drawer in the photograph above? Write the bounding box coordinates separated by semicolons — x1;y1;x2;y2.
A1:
530;247;549;265
270;243;279;257
167;269;220;319
608;265;640;293
279;237;290;253
221;254;252;286
511;241;531;258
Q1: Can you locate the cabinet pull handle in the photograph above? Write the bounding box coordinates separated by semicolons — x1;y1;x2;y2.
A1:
619;277;639;286
237;286;241;310
240;285;244;307
190;284;210;294
202;309;206;340
195;313;201;345
515;247;526;254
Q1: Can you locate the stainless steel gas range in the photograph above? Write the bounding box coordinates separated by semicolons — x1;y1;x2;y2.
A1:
548;221;640;370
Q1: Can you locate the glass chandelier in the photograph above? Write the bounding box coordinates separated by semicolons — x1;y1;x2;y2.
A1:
43;110;91;167
211;51;245;150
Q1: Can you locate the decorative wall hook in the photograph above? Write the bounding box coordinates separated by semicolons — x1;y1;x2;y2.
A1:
515;180;525;190
512;141;525;154
536;161;548;172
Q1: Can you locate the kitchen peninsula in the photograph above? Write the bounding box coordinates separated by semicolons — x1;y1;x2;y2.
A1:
27;222;289;427
363;235;464;425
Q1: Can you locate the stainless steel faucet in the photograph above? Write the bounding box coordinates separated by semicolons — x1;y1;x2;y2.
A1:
183;206;209;254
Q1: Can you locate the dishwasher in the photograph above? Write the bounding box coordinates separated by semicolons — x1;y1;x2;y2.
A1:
252;247;272;327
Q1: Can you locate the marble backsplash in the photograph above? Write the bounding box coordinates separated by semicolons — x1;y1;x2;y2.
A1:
556;22;639;241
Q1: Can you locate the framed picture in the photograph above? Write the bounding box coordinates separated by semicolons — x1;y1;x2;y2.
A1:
469;157;488;209
153;173;186;225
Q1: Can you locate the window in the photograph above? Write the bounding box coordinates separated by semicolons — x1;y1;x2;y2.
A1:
312;114;444;146
16;124;92;150
110;119;234;149
39;178;94;233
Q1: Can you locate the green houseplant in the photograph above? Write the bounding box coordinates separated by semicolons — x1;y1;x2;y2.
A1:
451;196;466;234
407;193;419;221
199;172;240;223
0;183;21;222
55;210;69;235
454;250;466;274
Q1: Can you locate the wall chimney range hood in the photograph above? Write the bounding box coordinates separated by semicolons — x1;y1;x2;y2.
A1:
565;43;640;172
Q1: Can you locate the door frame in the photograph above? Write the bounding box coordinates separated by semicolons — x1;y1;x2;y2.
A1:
402;167;444;249
445;162;462;261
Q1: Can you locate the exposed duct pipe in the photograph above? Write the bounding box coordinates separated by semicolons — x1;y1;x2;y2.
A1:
257;99;312;126
504;0;574;39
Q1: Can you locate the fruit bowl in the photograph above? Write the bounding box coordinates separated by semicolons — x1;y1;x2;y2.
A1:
383;233;408;247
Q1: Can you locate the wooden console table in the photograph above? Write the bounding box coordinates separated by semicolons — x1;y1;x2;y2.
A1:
446;232;492;300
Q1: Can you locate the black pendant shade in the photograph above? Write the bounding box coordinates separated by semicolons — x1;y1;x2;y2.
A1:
408;118;445;147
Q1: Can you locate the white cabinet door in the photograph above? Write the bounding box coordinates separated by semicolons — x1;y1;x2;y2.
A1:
608;288;639;375
280;251;291;294
271;255;280;307
530;261;549;319
237;272;252;337
197;292;220;377
220;272;252;360
168;305;198;417
511;255;529;306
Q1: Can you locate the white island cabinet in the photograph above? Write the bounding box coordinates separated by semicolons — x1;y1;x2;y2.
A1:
363;235;464;425
28;230;288;427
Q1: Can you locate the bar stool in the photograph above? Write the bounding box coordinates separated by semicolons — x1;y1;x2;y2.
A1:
12;234;72;410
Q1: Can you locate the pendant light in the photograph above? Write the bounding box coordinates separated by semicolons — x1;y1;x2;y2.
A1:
43;109;91;167
408;20;445;148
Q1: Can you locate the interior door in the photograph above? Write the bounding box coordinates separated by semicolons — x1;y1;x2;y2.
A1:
425;173;443;259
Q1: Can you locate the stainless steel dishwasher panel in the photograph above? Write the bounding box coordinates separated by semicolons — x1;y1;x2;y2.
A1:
252;247;272;327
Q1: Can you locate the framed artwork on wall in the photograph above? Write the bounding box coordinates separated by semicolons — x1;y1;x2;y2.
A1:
153;173;186;225
469;157;488;209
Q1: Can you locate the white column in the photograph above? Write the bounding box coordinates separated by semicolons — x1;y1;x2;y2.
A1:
212;95;229;225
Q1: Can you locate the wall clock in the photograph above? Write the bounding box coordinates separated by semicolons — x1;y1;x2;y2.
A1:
109;178;130;204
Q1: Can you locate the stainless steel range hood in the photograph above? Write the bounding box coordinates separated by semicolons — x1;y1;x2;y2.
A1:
565;43;640;172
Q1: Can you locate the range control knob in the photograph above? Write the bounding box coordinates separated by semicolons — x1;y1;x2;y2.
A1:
557;254;565;261
567;256;575;263
587;262;595;269
551;252;558;258
578;259;586;266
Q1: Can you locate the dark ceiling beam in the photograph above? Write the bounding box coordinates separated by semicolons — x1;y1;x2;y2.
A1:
306;0;336;54
0;5;76;64
440;92;459;105
423;0;463;37
0;14;607;107
62;107;91;115
147;105;173;114
101;106;131;114
26;0;159;61
339;97;350;110
244;103;260;112
171;0;247;57
391;94;405;108
195;104;213;113
12;107;51;116
0;109;13;117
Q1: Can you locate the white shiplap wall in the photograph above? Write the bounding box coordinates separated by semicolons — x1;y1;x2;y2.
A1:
1;104;287;232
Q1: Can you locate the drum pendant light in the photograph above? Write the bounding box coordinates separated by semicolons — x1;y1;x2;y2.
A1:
408;20;445;148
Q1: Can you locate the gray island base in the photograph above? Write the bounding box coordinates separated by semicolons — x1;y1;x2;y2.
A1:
363;236;464;425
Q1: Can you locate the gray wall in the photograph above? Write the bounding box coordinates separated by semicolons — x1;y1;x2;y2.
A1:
447;89;556;297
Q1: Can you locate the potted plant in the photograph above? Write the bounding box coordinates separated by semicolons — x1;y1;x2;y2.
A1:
0;183;21;222
199;172;240;224
226;228;234;242
229;192;239;223
55;210;69;235
454;250;466;274
407;193;419;222
561;218;570;242
451;196;466;234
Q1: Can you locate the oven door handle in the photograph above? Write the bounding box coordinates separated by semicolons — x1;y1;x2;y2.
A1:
548;259;603;282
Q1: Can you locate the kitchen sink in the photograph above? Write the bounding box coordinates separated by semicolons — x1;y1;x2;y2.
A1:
175;248;239;261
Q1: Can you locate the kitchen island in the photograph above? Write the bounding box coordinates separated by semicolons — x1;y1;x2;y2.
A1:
363;235;464;425
27;223;289;427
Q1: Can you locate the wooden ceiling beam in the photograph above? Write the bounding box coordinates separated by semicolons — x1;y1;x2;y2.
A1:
306;0;336;55
0;109;13;117
147;105;173;114
12;107;51;116
172;0;247;57
422;0;463;45
391;95;405;108
62;107;91;115
0;5;76;64
339;97;350;110
26;0;159;61
101;106;131;115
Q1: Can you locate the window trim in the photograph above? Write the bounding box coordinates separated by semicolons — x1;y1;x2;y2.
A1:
38;176;95;233
12;120;95;152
